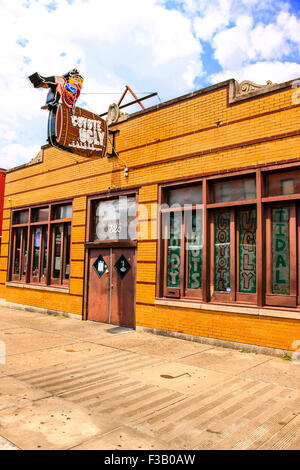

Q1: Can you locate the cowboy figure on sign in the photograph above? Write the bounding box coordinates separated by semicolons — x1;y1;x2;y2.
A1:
28;69;83;113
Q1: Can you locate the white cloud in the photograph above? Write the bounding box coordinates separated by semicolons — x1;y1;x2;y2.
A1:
0;0;299;171
0;0;201;169
0;143;41;170
212;15;255;69
193;0;231;41
211;60;300;85
210;5;300;85
183;60;204;88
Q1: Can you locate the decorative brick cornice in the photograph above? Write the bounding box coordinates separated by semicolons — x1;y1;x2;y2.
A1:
229;79;279;102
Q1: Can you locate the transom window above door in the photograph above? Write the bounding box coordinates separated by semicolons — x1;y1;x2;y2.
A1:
92;196;137;241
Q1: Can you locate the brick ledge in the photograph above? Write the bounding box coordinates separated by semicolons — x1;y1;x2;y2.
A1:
6;281;70;294
136;326;296;356
155;299;300;321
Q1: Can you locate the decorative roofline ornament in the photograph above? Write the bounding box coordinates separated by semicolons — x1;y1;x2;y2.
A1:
235;79;276;97
230;79;277;102
28;150;43;166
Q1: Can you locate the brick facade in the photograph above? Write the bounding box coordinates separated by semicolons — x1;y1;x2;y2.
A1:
1;78;300;352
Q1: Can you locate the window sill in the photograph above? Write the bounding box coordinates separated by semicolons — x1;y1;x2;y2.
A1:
155;298;300;321
85;240;137;248
6;282;70;294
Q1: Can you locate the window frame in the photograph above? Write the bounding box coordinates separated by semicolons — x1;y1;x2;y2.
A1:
9;201;72;288
157;163;300;311
11;225;29;282
159;181;205;301
210;208;236;303
265;202;297;307
236;206;258;304
87;191;138;244
30;225;49;284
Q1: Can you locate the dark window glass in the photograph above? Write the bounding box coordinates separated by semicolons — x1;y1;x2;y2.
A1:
22;229;28;276
10;203;72;286
42;229;48;279
13;229;22;274
266;170;300;197
53;226;62;278
64;224;71;280
211;177;256;203
53;204;72;220
166;185;202;207
32;207;49;222
13;210;28;225
32;228;41;277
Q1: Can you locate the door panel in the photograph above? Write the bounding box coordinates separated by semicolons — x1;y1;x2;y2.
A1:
87;248;110;323
87;247;136;328
110;248;136;328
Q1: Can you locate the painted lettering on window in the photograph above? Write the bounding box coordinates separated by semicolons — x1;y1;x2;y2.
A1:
239;209;256;293
272;207;290;295
167;213;181;288
187;211;203;290
214;212;230;292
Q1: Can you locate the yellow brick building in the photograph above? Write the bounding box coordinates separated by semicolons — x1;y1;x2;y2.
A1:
1;77;300;355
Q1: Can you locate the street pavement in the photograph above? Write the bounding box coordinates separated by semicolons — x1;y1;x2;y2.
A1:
0;305;299;450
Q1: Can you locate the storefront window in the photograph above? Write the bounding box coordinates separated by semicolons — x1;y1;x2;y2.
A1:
214;212;231;292
266;170;300;197
64;224;71;280
32;228;41;277
42;229;48;279
271;207;290;295
186;211;203;290
13;210;28;225
13;228;22;275
32;207;49;222
239;209;256;294
54;204;72;220
162;184;203;299
167;213;181;288
11;227;28;282
166;185;202;207
9;203;72;287
211;177;256;203
53;226;62;279
158;170;300;308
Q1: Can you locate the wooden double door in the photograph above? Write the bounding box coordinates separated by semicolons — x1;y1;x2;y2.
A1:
87;247;136;328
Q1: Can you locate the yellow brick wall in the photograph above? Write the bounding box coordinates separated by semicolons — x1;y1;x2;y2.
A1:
1;81;300;348
136;304;300;352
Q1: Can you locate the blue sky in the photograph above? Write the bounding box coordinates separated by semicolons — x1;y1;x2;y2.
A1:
0;0;300;168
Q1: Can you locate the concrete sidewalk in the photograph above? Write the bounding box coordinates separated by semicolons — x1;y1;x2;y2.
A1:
0;305;299;450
